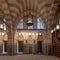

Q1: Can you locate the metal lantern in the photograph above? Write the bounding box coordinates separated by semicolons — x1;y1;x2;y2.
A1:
27;13;33;26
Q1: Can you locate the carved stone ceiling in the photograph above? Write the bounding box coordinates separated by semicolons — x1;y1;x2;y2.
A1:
0;0;60;29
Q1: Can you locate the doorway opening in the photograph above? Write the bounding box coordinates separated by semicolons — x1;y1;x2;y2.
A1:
3;41;8;54
17;41;24;54
37;41;42;54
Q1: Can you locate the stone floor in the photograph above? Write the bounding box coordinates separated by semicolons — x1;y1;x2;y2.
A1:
0;55;60;60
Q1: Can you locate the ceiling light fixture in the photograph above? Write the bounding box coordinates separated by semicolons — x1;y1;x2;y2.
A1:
19;32;21;35
56;25;60;30
2;32;4;36
27;12;33;26
36;33;38;35
32;33;34;35
29;33;31;35
51;30;53;33
39;33;42;35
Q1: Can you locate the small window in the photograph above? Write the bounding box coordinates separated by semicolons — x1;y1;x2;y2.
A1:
17;19;23;29
37;17;44;29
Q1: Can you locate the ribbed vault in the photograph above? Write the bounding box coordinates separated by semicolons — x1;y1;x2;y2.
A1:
0;0;60;29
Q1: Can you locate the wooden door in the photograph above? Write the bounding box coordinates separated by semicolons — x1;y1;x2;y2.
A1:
3;41;8;52
37;41;42;53
18;41;23;52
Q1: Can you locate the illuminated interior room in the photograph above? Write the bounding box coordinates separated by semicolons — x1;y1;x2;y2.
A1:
0;0;60;60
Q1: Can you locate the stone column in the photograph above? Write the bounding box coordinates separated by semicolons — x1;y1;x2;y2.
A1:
7;21;15;55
